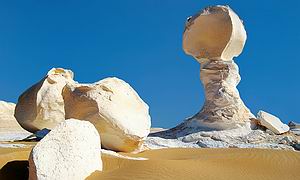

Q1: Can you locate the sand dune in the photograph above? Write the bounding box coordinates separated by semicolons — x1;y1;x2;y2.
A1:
1;145;299;180
90;148;300;180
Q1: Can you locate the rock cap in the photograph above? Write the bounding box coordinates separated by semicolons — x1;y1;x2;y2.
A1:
183;5;247;61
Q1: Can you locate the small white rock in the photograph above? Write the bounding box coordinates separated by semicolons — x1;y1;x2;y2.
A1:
257;111;289;134
29;119;102;180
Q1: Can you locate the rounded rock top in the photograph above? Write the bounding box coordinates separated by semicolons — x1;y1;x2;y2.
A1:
47;67;74;82
183;5;247;61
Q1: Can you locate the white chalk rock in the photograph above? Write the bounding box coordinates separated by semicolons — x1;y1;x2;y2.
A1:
168;5;254;133
257;111;289;134
188;60;254;130
183;5;246;61
14;68;74;133
0;101;29;133
29;119;102;180
63;77;151;152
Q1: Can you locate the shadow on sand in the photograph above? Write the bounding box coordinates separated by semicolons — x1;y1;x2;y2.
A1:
0;160;29;180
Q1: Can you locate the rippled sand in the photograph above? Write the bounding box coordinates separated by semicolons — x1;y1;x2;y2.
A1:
1;145;299;180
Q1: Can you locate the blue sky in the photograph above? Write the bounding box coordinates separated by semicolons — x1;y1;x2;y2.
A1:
0;1;299;127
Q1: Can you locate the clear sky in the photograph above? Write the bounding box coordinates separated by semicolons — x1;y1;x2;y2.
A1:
0;0;299;128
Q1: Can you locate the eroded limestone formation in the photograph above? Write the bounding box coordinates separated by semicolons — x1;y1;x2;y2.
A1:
63;78;151;152
0;101;29;133
29;119;102;180
156;5;253;134
257;111;289;134
14;68;74;133
15;68;151;152
146;5;299;151
181;5;254;131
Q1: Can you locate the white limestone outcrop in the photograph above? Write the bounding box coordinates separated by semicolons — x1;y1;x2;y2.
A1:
257;111;289;134
14;67;151;152
14;68;74;133
63;77;151;152
289;121;300;136
145;5;299;151
146;126;297;150
179;5;254;132
0;101;28;133
0;101;31;141
29;119;102;180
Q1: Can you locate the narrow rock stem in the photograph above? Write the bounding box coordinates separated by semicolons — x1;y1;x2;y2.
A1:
190;59;254;130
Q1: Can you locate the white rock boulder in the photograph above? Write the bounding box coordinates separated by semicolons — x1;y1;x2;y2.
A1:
14;67;151;152
257;111;289;134
14;68;74;133
63;77;151;152
0;101;29;133
29;119;102;180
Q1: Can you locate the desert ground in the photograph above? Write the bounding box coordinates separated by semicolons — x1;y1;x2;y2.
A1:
1;143;300;180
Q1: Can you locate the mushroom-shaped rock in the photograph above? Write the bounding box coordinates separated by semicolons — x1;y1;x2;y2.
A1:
183;5;246;61
181;5;254;131
153;5;253;137
63;77;151;152
14;68;74;133
29;119;102;180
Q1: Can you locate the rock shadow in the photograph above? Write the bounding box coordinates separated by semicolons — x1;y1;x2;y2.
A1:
0;160;29;180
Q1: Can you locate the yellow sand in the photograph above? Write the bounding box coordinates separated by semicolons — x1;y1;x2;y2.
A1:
0;145;299;180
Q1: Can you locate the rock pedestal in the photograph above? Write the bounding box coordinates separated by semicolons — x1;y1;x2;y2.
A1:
152;5;254;136
180;5;254;131
147;5;299;151
189;59;254;130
